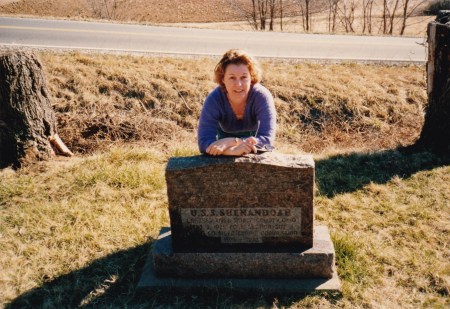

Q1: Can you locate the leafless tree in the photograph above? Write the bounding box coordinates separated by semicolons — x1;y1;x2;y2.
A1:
235;0;324;32
339;0;357;33
382;0;401;35
258;0;270;30
399;0;428;35
296;0;329;32
269;0;276;30
279;0;299;31
328;0;340;32
382;0;388;33
246;0;287;32
299;0;311;31
241;0;270;31
388;0;401;34
250;0;259;30
362;0;375;34
280;0;283;30
231;0;260;31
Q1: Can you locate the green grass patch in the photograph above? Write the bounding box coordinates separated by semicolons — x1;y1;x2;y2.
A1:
333;232;370;286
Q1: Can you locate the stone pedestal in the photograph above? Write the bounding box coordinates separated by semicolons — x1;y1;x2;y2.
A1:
153;225;334;279
138;227;340;292
138;153;340;293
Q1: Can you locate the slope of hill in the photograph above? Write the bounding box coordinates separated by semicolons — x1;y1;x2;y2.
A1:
0;0;244;23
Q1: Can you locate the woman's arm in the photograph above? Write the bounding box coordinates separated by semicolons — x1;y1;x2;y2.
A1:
197;91;221;153
252;85;277;147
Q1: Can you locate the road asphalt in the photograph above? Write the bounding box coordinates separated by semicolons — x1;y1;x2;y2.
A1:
0;17;427;63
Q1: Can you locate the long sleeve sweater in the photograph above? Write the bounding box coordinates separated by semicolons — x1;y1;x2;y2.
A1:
197;83;276;153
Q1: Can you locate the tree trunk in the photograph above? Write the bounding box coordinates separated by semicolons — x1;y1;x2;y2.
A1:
415;12;450;154
400;0;409;35
0;51;59;168
305;0;310;32
269;0;275;31
280;0;283;31
388;0;400;35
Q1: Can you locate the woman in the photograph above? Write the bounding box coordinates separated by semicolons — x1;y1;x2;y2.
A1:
198;49;276;156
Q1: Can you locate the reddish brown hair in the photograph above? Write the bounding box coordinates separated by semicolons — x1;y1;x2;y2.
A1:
214;49;262;89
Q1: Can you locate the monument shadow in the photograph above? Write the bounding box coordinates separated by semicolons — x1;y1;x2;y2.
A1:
5;241;152;309
315;147;449;198
5;239;340;308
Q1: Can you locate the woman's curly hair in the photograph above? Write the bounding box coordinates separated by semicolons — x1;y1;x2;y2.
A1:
214;49;262;89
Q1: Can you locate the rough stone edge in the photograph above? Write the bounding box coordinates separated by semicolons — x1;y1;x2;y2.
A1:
153;226;332;278
137;226;341;293
166;152;315;171
137;257;341;293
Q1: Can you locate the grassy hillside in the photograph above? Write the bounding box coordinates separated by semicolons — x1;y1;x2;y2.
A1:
0;52;449;308
40;52;427;154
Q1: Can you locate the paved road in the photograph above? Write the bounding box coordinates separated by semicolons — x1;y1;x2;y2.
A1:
0;17;427;62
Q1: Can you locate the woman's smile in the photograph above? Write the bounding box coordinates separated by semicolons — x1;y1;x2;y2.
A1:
223;63;251;104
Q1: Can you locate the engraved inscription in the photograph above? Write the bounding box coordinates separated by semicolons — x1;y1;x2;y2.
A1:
181;208;302;243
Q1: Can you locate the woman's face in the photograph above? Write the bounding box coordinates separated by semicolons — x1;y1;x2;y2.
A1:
223;63;251;103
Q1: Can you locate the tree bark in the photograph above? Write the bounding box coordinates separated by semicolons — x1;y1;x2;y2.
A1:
305;0;310;32
0;51;60;168
415;12;450;154
280;0;283;31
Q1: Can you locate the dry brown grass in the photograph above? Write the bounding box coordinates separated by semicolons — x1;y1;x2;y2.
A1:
43;52;215;153
265;61;427;153
0;51;449;308
37;51;427;156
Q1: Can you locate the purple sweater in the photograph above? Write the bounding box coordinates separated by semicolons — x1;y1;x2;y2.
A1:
198;83;277;153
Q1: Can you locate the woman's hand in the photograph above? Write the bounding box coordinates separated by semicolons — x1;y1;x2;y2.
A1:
206;137;257;156
206;138;235;156
244;136;257;146
228;140;257;156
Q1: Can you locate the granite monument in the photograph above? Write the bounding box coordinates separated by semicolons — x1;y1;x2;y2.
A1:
138;152;340;292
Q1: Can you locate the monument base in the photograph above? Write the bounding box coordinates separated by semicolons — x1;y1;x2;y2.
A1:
137;226;341;293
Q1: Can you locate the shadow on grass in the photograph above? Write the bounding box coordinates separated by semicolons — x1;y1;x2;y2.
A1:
5;241;153;309
315;147;450;198
5;239;341;308
9;147;445;308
